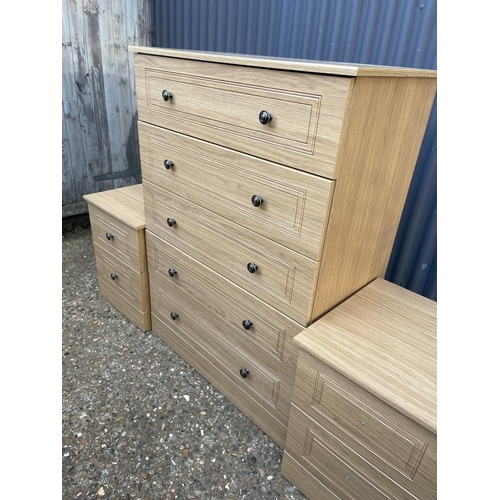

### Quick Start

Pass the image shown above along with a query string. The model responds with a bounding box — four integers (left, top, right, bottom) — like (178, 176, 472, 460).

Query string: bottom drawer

(282, 405, 412, 500)
(95, 244, 151, 331)
(151, 312, 289, 448)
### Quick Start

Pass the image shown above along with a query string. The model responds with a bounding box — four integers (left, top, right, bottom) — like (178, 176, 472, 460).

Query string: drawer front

(134, 54, 352, 179)
(144, 181, 319, 325)
(146, 230, 301, 379)
(151, 312, 288, 448)
(88, 205, 143, 272)
(284, 405, 409, 500)
(139, 122, 334, 260)
(94, 244, 146, 311)
(94, 244, 151, 331)
(292, 351, 437, 498)
(148, 271, 295, 427)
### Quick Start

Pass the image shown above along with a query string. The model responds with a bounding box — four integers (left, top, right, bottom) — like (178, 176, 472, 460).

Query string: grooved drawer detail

(146, 231, 301, 372)
(144, 68, 321, 153)
(301, 427, 392, 500)
(311, 370, 427, 479)
(143, 180, 319, 325)
(90, 208, 140, 271)
(134, 54, 353, 178)
(146, 134, 308, 238)
(150, 189, 297, 302)
(139, 122, 334, 260)
(149, 275, 291, 422)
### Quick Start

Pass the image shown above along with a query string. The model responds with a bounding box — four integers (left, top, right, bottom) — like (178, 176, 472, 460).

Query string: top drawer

(133, 54, 352, 179)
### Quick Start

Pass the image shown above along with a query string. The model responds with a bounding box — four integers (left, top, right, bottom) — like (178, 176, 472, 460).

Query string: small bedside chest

(281, 278, 437, 500)
(83, 184, 151, 332)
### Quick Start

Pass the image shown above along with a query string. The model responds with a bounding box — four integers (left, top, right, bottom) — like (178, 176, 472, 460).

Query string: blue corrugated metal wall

(150, 0, 437, 301)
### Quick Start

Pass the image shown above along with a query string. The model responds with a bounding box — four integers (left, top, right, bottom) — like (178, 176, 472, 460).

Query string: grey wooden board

(62, 0, 152, 214)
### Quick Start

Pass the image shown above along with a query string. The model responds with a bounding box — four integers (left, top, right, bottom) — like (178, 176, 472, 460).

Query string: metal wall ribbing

(151, 0, 437, 300)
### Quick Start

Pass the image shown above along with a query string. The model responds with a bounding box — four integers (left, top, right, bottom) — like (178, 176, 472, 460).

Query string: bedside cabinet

(281, 278, 437, 500)
(84, 184, 151, 332)
(129, 46, 436, 447)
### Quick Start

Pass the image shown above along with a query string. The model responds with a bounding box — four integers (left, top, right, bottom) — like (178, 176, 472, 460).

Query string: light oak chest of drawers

(281, 278, 437, 499)
(84, 184, 151, 332)
(130, 46, 437, 447)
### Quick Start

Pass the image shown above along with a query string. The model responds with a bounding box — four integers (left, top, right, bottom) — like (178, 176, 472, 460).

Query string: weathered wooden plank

(62, 0, 152, 215)
(62, 0, 89, 205)
(97, 0, 126, 189)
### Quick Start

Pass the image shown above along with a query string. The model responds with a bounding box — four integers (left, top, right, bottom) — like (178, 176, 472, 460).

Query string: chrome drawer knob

(110, 273, 118, 280)
(167, 218, 176, 227)
(240, 368, 249, 378)
(242, 320, 253, 330)
(168, 268, 177, 277)
(170, 312, 179, 320)
(251, 195, 264, 207)
(106, 232, 114, 240)
(164, 159, 174, 169)
(162, 90, 173, 101)
(259, 110, 272, 125)
(247, 263, 258, 274)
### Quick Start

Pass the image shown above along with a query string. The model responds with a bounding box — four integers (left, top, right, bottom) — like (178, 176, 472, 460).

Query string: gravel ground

(62, 227, 307, 500)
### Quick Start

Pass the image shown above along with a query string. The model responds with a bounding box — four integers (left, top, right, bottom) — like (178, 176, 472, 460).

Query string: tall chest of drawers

(129, 46, 437, 448)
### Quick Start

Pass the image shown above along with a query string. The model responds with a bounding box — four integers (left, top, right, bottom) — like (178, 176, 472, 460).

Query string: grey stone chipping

(62, 227, 306, 500)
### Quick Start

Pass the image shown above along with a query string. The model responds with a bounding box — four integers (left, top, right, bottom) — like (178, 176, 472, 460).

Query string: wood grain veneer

(146, 230, 302, 380)
(85, 184, 151, 332)
(283, 405, 430, 500)
(311, 76, 438, 320)
(139, 123, 335, 259)
(129, 46, 437, 78)
(143, 180, 321, 325)
(84, 184, 146, 230)
(295, 278, 437, 433)
(94, 244, 151, 332)
(151, 312, 289, 448)
(283, 278, 437, 499)
(134, 53, 353, 178)
(129, 48, 437, 451)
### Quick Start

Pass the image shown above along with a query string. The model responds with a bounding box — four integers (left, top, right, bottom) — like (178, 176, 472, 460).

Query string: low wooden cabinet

(129, 46, 437, 447)
(84, 184, 151, 332)
(281, 278, 437, 499)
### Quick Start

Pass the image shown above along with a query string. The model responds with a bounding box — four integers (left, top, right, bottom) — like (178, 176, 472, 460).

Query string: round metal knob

(167, 218, 176, 227)
(259, 110, 272, 124)
(242, 320, 253, 330)
(110, 273, 118, 280)
(247, 263, 258, 274)
(162, 90, 173, 101)
(240, 369, 249, 378)
(251, 195, 264, 207)
(164, 159, 174, 169)
(106, 232, 114, 240)
(168, 268, 177, 277)
(170, 312, 179, 320)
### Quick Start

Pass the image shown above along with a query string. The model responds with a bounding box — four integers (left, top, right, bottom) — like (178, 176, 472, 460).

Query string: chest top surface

(83, 184, 146, 230)
(128, 46, 437, 78)
(294, 278, 437, 433)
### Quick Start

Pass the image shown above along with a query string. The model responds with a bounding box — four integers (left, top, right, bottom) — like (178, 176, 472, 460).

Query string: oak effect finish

(130, 47, 436, 445)
(282, 278, 437, 500)
(84, 184, 151, 332)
